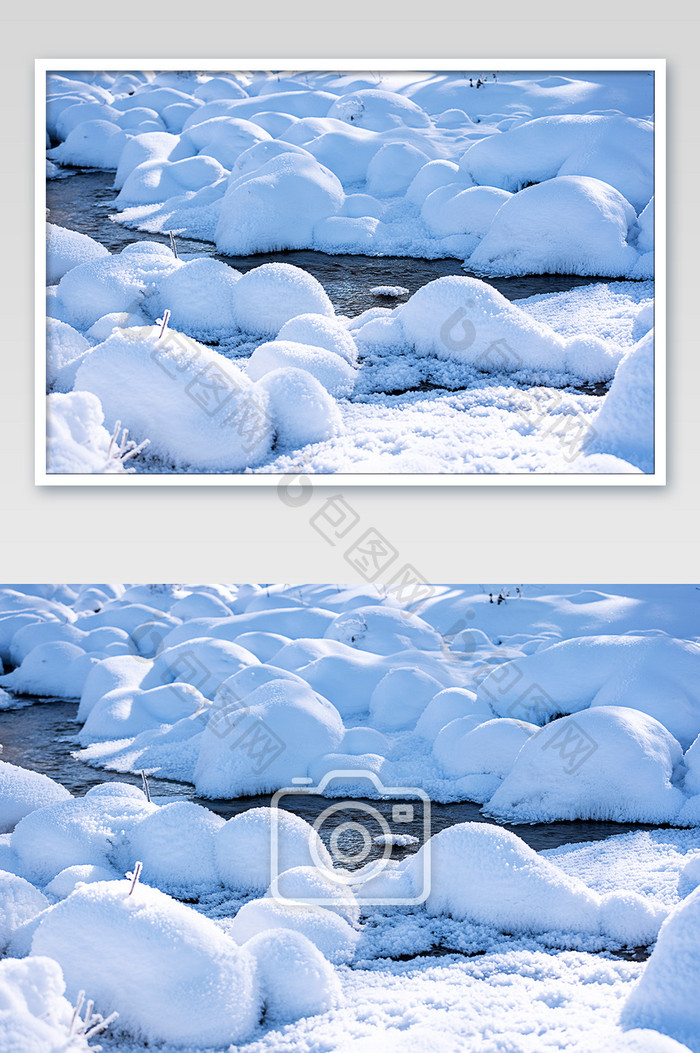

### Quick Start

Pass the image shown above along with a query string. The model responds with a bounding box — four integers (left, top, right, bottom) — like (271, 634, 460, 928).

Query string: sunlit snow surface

(1, 585, 699, 1051)
(45, 69, 656, 476)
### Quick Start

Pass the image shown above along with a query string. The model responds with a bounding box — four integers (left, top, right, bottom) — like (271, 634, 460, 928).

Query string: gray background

(3, 2, 696, 583)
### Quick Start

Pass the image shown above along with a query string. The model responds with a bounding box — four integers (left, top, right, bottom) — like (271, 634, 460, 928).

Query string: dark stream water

(0, 700, 657, 870)
(47, 168, 622, 317)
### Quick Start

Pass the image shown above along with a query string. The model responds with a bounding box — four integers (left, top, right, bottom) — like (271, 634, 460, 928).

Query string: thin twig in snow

(127, 860, 143, 895)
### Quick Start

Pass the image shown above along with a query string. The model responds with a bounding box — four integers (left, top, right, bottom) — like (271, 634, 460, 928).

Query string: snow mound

(148, 257, 241, 342)
(230, 262, 334, 336)
(46, 223, 109, 284)
(216, 153, 345, 254)
(78, 655, 148, 722)
(140, 636, 259, 693)
(599, 889, 667, 946)
(324, 605, 443, 655)
(176, 115, 270, 169)
(468, 176, 639, 278)
(406, 159, 465, 206)
(12, 794, 155, 885)
(127, 801, 224, 895)
(231, 139, 313, 179)
(0, 872, 49, 951)
(486, 707, 686, 824)
(268, 865, 360, 925)
(461, 114, 654, 212)
(75, 326, 273, 471)
(0, 641, 94, 698)
(415, 687, 490, 741)
(254, 368, 342, 448)
(476, 634, 700, 748)
(587, 329, 655, 473)
(327, 89, 431, 132)
(678, 855, 700, 898)
(194, 678, 344, 796)
(80, 681, 207, 742)
(32, 879, 260, 1047)
(245, 928, 342, 1021)
(47, 119, 129, 169)
(0, 762, 72, 834)
(421, 185, 511, 238)
(247, 340, 356, 397)
(367, 142, 431, 197)
(397, 275, 566, 371)
(340, 726, 390, 756)
(277, 313, 358, 365)
(230, 897, 358, 964)
(85, 309, 151, 342)
(369, 667, 443, 730)
(115, 154, 225, 207)
(46, 318, 91, 393)
(215, 807, 333, 892)
(48, 388, 141, 470)
(0, 955, 99, 1053)
(622, 886, 700, 1052)
(408, 821, 602, 935)
(434, 717, 536, 779)
(44, 863, 118, 900)
(113, 130, 180, 189)
(55, 243, 180, 330)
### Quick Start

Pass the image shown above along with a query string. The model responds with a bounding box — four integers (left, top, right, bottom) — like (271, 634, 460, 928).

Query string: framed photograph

(38, 59, 664, 484)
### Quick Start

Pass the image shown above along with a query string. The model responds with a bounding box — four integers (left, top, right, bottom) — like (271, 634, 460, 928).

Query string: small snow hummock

(0, 760, 72, 833)
(0, 955, 115, 1052)
(0, 871, 50, 952)
(486, 707, 686, 825)
(32, 878, 261, 1047)
(245, 928, 342, 1021)
(370, 285, 409, 298)
(74, 325, 273, 471)
(374, 833, 420, 847)
(194, 679, 344, 797)
(46, 392, 149, 474)
(229, 897, 359, 964)
(214, 807, 333, 892)
(622, 886, 700, 1052)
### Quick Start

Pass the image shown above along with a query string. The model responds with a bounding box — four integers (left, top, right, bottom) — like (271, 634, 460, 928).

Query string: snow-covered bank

(44, 228, 655, 474)
(1, 584, 698, 820)
(46, 70, 654, 279)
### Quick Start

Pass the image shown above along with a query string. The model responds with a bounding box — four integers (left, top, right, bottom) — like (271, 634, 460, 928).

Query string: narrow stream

(0, 700, 658, 869)
(46, 168, 625, 317)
